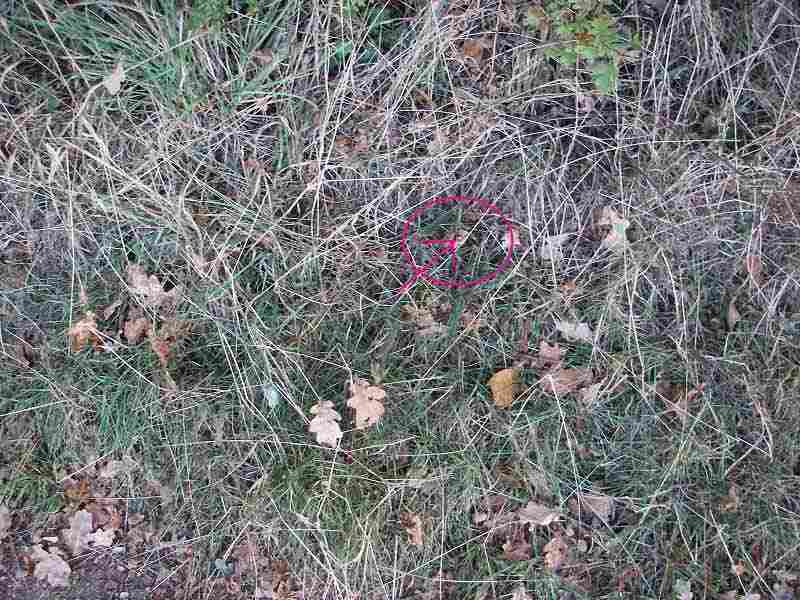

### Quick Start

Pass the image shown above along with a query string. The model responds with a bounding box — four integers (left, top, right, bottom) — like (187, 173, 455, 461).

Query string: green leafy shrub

(526, 0, 637, 94)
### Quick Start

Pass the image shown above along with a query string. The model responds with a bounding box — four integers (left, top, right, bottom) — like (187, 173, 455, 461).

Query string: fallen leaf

(0, 505, 11, 540)
(501, 533, 532, 561)
(543, 535, 569, 571)
(99, 454, 138, 478)
(727, 299, 741, 330)
(744, 254, 764, 286)
(30, 545, 71, 588)
(346, 378, 386, 429)
(596, 206, 630, 253)
(555, 320, 593, 343)
(123, 317, 150, 343)
(308, 401, 343, 447)
(67, 312, 99, 352)
(399, 512, 424, 546)
(517, 501, 562, 528)
(126, 264, 182, 311)
(540, 233, 571, 262)
(61, 510, 93, 555)
(512, 586, 534, 600)
(540, 367, 593, 396)
(102, 62, 125, 95)
(488, 368, 519, 408)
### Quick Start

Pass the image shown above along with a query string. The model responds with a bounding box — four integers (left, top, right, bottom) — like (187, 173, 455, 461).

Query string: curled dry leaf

(346, 378, 386, 429)
(399, 511, 424, 546)
(540, 233, 571, 262)
(540, 367, 593, 396)
(67, 312, 100, 352)
(574, 493, 615, 523)
(61, 510, 93, 556)
(488, 368, 519, 408)
(517, 501, 562, 528)
(308, 401, 343, 448)
(30, 545, 71, 588)
(555, 320, 593, 343)
(0, 504, 10, 540)
(543, 534, 569, 572)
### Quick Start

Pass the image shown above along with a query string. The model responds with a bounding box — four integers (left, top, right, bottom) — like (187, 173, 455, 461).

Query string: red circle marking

(400, 195, 515, 289)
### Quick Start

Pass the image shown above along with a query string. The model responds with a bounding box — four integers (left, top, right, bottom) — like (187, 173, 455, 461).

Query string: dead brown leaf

(399, 511, 424, 546)
(401, 305, 447, 337)
(346, 378, 386, 429)
(308, 401, 343, 448)
(30, 545, 71, 588)
(517, 501, 562, 528)
(488, 368, 519, 408)
(540, 367, 593, 396)
(63, 478, 90, 505)
(67, 312, 100, 352)
(543, 535, 569, 572)
(720, 484, 740, 512)
(573, 493, 615, 523)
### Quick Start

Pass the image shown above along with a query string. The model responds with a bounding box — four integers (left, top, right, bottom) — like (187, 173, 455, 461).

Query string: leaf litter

(488, 368, 519, 408)
(346, 378, 386, 429)
(308, 401, 343, 448)
(30, 545, 71, 587)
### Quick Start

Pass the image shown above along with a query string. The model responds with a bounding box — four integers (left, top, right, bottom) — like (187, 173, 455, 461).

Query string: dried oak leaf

(488, 368, 519, 408)
(399, 511, 424, 546)
(555, 320, 593, 343)
(517, 501, 562, 528)
(543, 535, 569, 572)
(67, 312, 100, 352)
(346, 378, 386, 429)
(308, 401, 343, 448)
(402, 305, 447, 337)
(30, 545, 71, 588)
(540, 367, 593, 396)
(61, 510, 93, 556)
(126, 264, 182, 311)
(572, 493, 615, 523)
